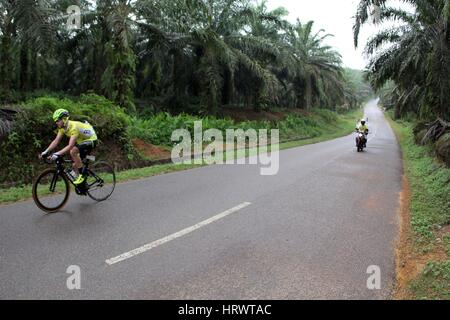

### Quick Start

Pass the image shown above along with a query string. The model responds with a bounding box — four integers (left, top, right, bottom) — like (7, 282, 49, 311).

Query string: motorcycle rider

(356, 119, 369, 148)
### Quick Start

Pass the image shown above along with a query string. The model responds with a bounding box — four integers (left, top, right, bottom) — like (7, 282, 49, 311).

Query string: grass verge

(387, 115, 450, 300)
(0, 109, 361, 205)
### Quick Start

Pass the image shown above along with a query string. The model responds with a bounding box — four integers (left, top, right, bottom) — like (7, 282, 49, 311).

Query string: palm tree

(280, 20, 345, 110)
(135, 0, 281, 114)
(0, 0, 56, 93)
(0, 0, 364, 115)
(59, 0, 137, 112)
(0, 0, 15, 93)
(99, 0, 137, 112)
(354, 0, 450, 119)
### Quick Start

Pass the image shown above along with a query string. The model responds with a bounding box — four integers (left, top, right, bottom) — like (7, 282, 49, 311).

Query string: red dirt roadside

(132, 139, 171, 160)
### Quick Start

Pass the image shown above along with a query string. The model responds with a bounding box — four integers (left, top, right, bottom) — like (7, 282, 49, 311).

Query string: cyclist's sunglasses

(54, 117, 65, 126)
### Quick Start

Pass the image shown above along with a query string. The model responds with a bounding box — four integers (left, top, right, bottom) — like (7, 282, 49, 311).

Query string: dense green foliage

(343, 68, 373, 110)
(412, 260, 450, 300)
(129, 108, 345, 147)
(389, 116, 450, 300)
(0, 94, 132, 184)
(0, 0, 371, 114)
(397, 122, 450, 240)
(354, 0, 450, 120)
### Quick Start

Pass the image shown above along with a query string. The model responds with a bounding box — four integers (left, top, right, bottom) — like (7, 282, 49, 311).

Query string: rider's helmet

(361, 119, 366, 125)
(53, 109, 70, 123)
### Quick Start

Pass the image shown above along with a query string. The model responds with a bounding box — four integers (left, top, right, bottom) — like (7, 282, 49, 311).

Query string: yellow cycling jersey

(356, 124, 369, 132)
(57, 120, 97, 144)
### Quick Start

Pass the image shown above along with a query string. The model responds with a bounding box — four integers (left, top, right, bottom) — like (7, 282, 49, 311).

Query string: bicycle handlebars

(40, 155, 73, 165)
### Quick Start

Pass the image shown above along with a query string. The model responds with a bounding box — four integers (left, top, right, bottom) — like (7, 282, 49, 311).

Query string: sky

(266, 0, 380, 70)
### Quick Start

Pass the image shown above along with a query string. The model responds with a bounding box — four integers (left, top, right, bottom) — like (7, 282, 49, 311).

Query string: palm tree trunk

(0, 14, 14, 92)
(394, 103, 401, 120)
(0, 30, 12, 91)
(30, 51, 38, 90)
(253, 91, 261, 112)
(19, 46, 29, 91)
(438, 17, 450, 120)
(305, 77, 312, 110)
(222, 69, 233, 106)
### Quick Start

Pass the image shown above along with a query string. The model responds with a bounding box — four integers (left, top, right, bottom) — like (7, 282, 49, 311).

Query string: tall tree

(354, 0, 450, 119)
(100, 0, 136, 112)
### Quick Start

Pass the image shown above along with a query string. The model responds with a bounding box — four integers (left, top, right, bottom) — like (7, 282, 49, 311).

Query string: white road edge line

(105, 202, 252, 266)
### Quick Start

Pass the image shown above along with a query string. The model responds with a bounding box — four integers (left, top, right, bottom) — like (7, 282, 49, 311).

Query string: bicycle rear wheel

(86, 161, 116, 202)
(32, 169, 70, 213)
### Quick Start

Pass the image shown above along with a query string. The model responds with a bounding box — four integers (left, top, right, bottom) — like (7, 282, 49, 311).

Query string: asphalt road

(0, 100, 403, 299)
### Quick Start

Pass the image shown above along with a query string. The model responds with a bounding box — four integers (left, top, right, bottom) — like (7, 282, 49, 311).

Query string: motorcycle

(356, 130, 368, 152)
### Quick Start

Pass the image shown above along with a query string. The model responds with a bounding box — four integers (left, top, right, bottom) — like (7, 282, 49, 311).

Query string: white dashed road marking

(106, 202, 252, 265)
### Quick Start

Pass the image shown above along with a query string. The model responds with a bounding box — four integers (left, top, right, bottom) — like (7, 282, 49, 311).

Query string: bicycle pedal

(75, 187, 87, 196)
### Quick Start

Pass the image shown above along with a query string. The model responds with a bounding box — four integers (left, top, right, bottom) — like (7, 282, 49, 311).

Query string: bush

(22, 94, 131, 143)
(436, 133, 450, 166)
(277, 114, 324, 140)
(0, 94, 132, 184)
(129, 113, 241, 146)
(313, 108, 338, 122)
(128, 110, 340, 146)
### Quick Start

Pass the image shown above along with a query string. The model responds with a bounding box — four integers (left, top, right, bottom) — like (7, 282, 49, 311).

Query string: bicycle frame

(47, 156, 94, 190)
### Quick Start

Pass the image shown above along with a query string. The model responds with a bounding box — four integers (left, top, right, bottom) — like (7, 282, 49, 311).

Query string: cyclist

(39, 109, 98, 187)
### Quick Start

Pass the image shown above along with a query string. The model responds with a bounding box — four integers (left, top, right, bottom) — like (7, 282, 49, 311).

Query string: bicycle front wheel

(32, 169, 70, 213)
(86, 161, 116, 202)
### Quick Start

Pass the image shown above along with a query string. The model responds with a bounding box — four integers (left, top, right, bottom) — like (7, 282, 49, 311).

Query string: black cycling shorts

(76, 140, 97, 159)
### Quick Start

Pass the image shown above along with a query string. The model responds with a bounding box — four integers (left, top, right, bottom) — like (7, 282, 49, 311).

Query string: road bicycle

(32, 155, 116, 213)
